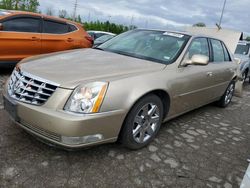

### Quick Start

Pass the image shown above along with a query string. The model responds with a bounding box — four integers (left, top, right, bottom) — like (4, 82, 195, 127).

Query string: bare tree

(46, 7, 54, 16)
(58, 9, 68, 18)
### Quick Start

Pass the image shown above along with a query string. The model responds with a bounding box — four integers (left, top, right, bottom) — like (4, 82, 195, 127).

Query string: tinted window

(211, 39, 224, 62)
(43, 20, 68, 34)
(3, 17, 40, 33)
(222, 43, 231, 61)
(187, 38, 209, 59)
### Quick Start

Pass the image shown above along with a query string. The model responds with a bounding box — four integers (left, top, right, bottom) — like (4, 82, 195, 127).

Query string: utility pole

(73, 0, 78, 21)
(216, 0, 227, 30)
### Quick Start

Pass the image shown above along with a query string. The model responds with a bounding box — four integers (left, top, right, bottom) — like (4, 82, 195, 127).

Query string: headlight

(64, 82, 108, 114)
(234, 58, 241, 64)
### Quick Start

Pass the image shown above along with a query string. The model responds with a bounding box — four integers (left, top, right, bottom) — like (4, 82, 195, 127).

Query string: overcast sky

(39, 0, 250, 35)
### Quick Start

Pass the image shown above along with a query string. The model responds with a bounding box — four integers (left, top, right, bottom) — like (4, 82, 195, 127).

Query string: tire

(242, 71, 248, 82)
(120, 94, 164, 150)
(216, 81, 235, 108)
(248, 72, 250, 84)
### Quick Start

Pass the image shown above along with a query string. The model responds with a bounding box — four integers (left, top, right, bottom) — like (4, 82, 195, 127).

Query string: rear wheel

(216, 81, 235, 108)
(120, 95, 164, 150)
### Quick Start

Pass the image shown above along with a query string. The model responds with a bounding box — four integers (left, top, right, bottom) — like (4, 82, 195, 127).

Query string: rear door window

(2, 17, 40, 33)
(211, 39, 225, 62)
(43, 20, 69, 34)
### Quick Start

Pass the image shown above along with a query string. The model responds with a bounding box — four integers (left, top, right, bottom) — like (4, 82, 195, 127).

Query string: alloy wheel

(224, 83, 235, 105)
(132, 103, 160, 143)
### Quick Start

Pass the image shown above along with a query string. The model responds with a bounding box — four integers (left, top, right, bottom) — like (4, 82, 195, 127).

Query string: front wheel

(120, 94, 164, 150)
(242, 71, 248, 82)
(216, 81, 235, 108)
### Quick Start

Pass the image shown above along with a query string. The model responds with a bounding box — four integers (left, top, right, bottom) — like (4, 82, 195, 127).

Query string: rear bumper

(3, 93, 126, 149)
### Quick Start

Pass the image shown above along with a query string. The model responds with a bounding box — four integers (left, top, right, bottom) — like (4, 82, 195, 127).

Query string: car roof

(0, 9, 80, 25)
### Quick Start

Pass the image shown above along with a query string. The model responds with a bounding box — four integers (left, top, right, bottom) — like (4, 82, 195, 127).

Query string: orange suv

(0, 10, 93, 67)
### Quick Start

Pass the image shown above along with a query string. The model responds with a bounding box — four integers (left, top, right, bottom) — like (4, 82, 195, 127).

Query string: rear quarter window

(68, 24, 77, 32)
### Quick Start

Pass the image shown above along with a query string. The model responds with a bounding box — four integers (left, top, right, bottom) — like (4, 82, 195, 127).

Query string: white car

(235, 41, 250, 82)
(87, 30, 116, 40)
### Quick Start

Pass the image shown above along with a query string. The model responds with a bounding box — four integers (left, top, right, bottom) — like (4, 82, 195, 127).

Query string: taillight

(85, 35, 94, 45)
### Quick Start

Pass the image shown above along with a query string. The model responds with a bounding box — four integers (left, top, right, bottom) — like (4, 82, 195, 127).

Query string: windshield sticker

(163, 32, 184, 38)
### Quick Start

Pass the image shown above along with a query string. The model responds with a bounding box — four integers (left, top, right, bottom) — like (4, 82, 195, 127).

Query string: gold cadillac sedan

(3, 29, 238, 149)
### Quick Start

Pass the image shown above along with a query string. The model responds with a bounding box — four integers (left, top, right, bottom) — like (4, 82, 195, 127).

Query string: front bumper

(3, 93, 125, 149)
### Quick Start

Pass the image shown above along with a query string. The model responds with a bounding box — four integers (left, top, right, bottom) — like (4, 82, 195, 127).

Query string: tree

(193, 22, 206, 27)
(76, 15, 82, 23)
(246, 36, 250, 41)
(0, 0, 40, 12)
(0, 0, 14, 9)
(46, 7, 54, 16)
(22, 0, 39, 12)
(83, 20, 130, 34)
(58, 9, 67, 18)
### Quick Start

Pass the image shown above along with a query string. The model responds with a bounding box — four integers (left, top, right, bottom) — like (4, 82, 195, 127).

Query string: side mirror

(0, 23, 3, 31)
(183, 54, 209, 66)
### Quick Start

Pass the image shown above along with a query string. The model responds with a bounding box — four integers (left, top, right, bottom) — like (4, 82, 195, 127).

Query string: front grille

(8, 69, 59, 105)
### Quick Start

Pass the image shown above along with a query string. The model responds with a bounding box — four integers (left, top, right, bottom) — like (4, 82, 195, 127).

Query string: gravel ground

(1, 69, 250, 188)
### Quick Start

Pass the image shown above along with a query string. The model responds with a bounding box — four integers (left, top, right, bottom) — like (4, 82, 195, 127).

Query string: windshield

(98, 30, 190, 64)
(235, 44, 250, 55)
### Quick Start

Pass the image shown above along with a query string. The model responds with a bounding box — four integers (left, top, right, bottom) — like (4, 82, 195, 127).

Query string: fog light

(61, 134, 104, 145)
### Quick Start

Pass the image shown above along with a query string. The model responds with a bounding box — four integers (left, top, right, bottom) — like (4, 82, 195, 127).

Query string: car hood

(20, 49, 166, 89)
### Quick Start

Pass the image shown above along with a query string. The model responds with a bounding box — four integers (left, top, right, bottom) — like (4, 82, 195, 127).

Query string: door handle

(227, 68, 234, 72)
(207, 72, 213, 77)
(31, 36, 39, 41)
(67, 38, 74, 42)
